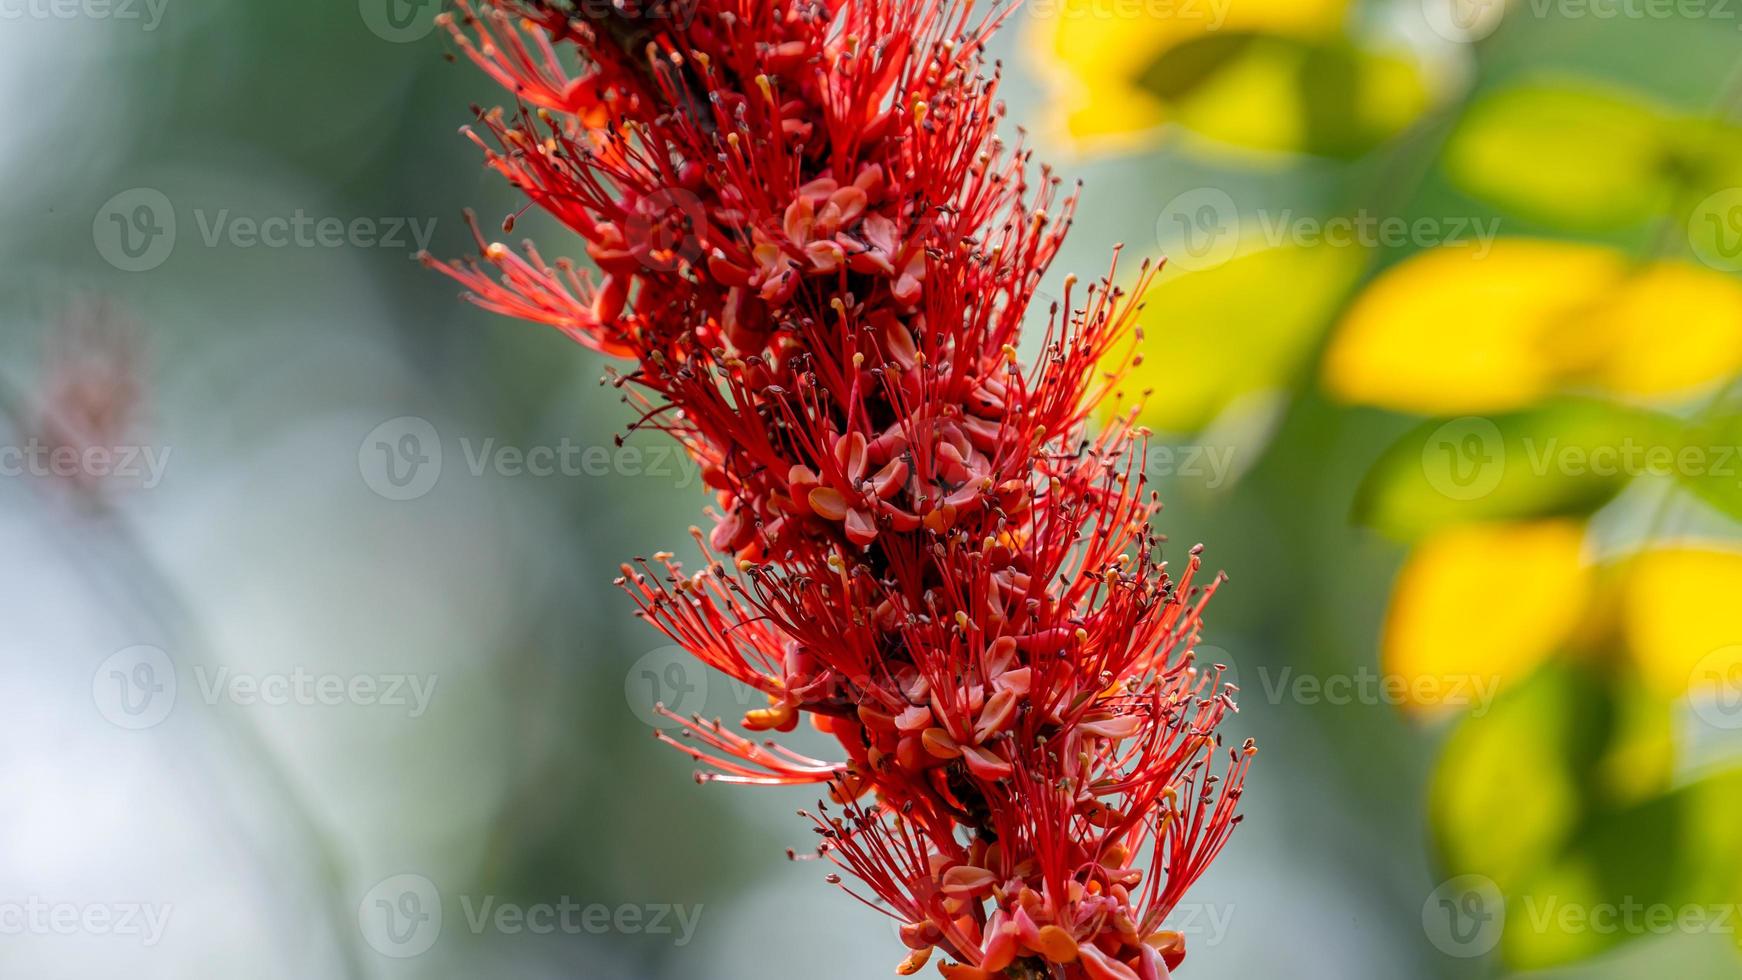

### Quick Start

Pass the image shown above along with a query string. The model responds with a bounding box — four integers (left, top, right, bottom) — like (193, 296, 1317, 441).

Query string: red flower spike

(432, 1, 1252, 976)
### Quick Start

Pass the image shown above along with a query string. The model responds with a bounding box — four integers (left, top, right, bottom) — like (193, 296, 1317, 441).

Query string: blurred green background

(3, 0, 1741, 977)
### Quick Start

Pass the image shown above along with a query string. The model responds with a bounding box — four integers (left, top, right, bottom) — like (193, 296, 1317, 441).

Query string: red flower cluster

(429, 2, 1251, 976)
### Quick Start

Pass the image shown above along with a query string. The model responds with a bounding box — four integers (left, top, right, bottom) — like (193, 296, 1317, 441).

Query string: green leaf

(1431, 661, 1683, 968)
(1118, 238, 1366, 434)
(1428, 649, 1740, 971)
(1431, 661, 1674, 888)
(1137, 32, 1257, 103)
(1445, 80, 1675, 231)
(1431, 663, 1592, 892)
(1352, 398, 1677, 539)
(1501, 794, 1680, 969)
(1674, 769, 1742, 902)
(1666, 117, 1742, 203)
(1295, 40, 1421, 160)
(1502, 769, 1742, 970)
(1676, 413, 1742, 522)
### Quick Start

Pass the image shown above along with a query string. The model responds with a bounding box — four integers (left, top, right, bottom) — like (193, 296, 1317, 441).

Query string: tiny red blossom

(429, 2, 1252, 976)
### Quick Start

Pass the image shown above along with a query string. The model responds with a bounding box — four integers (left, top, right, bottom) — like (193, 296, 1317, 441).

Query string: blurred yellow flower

(1621, 545, 1742, 698)
(1383, 520, 1591, 717)
(1323, 240, 1742, 413)
(1026, 0, 1436, 157)
(1579, 262, 1742, 398)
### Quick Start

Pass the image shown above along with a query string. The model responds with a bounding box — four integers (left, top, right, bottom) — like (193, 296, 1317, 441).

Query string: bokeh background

(3, 0, 1741, 977)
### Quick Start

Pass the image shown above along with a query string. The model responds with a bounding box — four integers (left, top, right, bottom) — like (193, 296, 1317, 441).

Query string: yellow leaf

(1193, 0, 1349, 34)
(1384, 521, 1591, 717)
(1114, 237, 1366, 432)
(1621, 546, 1742, 698)
(1357, 50, 1436, 141)
(1324, 240, 1626, 414)
(1168, 37, 1310, 155)
(1027, 0, 1368, 154)
(1325, 241, 1742, 413)
(1160, 38, 1434, 159)
(1578, 262, 1742, 399)
(1033, 6, 1180, 147)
